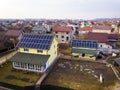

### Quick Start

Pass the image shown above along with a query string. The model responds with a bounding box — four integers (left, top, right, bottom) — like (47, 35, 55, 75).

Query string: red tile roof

(79, 26, 92, 31)
(5, 30, 22, 37)
(92, 25, 112, 30)
(87, 32, 108, 43)
(108, 34, 119, 39)
(52, 25, 72, 32)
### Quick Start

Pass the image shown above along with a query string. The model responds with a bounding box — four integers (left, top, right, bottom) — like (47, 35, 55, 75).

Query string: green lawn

(0, 62, 41, 87)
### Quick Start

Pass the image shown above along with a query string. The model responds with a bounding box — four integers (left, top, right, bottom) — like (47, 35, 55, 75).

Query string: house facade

(10, 34, 58, 73)
(92, 25, 112, 34)
(78, 26, 92, 34)
(71, 40, 98, 60)
(32, 26, 46, 34)
(87, 32, 113, 54)
(52, 25, 73, 43)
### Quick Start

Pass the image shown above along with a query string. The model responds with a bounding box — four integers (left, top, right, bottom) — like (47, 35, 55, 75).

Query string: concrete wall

(92, 29, 111, 34)
(0, 51, 17, 65)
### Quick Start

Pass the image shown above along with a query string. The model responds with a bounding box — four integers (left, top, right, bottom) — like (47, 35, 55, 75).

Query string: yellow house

(10, 33, 58, 73)
(71, 40, 98, 60)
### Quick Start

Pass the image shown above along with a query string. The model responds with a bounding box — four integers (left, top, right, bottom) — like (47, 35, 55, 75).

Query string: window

(37, 49, 43, 53)
(21, 63, 27, 69)
(14, 62, 20, 67)
(61, 36, 64, 38)
(66, 32, 69, 34)
(56, 35, 58, 38)
(24, 48, 29, 52)
(66, 37, 69, 41)
(82, 53, 85, 57)
(28, 64, 34, 69)
(55, 51, 56, 54)
(36, 65, 41, 70)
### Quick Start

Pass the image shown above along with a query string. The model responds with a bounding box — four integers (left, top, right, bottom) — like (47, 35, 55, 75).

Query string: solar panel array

(17, 34, 53, 50)
(71, 40, 98, 48)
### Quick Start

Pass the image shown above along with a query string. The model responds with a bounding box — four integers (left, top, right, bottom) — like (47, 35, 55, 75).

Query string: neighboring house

(52, 25, 73, 43)
(87, 32, 112, 54)
(67, 23, 79, 33)
(80, 21, 89, 28)
(42, 23, 52, 33)
(92, 25, 112, 34)
(10, 34, 58, 73)
(32, 26, 46, 34)
(108, 34, 119, 48)
(5, 30, 23, 41)
(78, 26, 92, 34)
(71, 39, 98, 60)
(5, 30, 23, 47)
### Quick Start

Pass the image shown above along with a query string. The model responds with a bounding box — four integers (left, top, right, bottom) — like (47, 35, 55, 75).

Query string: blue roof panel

(71, 40, 98, 49)
(17, 34, 54, 50)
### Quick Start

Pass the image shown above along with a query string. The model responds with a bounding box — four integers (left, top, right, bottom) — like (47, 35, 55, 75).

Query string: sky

(0, 0, 120, 19)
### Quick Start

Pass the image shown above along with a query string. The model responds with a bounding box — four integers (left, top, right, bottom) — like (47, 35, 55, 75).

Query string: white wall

(55, 31, 73, 43)
(92, 29, 111, 34)
(98, 43, 113, 53)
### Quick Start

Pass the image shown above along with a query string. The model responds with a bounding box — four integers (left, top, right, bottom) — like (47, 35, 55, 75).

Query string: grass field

(43, 59, 118, 90)
(0, 62, 41, 87)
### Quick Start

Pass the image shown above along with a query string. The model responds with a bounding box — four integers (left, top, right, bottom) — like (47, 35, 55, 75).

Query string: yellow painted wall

(18, 36, 58, 67)
(47, 37, 58, 65)
(72, 47, 97, 50)
(19, 48, 48, 55)
(72, 53, 96, 60)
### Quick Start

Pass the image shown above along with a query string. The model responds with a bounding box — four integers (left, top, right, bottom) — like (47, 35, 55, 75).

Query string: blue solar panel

(71, 40, 98, 49)
(17, 34, 53, 50)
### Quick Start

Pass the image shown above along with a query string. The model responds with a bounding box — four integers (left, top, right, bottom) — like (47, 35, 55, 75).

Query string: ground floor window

(28, 64, 34, 69)
(13, 62, 46, 72)
(82, 53, 85, 57)
(36, 65, 41, 70)
(21, 63, 27, 69)
(14, 62, 21, 67)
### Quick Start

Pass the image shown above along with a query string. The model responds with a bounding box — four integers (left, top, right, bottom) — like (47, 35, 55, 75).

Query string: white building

(87, 32, 113, 54)
(92, 25, 112, 34)
(52, 25, 73, 43)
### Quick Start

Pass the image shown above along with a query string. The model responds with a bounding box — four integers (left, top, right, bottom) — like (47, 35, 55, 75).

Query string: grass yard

(0, 62, 41, 87)
(43, 59, 117, 90)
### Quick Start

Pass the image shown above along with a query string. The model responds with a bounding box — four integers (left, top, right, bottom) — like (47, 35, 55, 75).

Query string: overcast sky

(0, 0, 120, 19)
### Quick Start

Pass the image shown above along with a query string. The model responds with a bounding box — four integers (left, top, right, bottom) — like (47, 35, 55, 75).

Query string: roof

(5, 30, 22, 37)
(114, 58, 120, 66)
(108, 34, 119, 39)
(17, 33, 54, 50)
(87, 32, 108, 43)
(79, 26, 92, 31)
(72, 48, 97, 55)
(52, 25, 72, 32)
(32, 26, 46, 31)
(92, 25, 112, 30)
(9, 52, 50, 65)
(71, 39, 98, 49)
